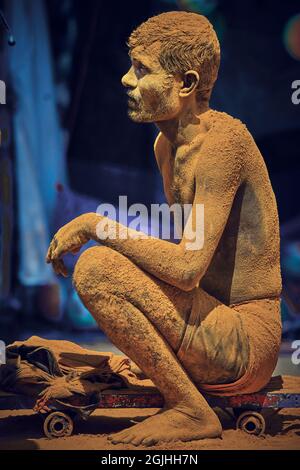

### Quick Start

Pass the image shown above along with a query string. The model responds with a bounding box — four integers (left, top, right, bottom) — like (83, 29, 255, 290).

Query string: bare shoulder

(203, 110, 253, 152)
(196, 110, 257, 180)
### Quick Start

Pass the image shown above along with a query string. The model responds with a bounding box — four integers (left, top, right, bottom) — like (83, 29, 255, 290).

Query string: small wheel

(43, 411, 74, 439)
(236, 411, 266, 436)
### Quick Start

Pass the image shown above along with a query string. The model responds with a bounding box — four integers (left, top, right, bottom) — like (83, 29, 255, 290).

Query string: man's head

(121, 11, 220, 123)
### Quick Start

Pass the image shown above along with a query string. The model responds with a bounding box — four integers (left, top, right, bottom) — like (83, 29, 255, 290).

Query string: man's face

(121, 43, 183, 123)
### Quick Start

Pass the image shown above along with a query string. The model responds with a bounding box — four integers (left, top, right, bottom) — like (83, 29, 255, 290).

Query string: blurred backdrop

(0, 0, 300, 371)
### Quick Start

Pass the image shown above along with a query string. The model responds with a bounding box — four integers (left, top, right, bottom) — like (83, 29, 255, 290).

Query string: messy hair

(128, 11, 220, 101)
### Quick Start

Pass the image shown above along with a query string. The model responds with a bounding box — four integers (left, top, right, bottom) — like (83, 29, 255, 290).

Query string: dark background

(0, 0, 300, 341)
(46, 0, 300, 220)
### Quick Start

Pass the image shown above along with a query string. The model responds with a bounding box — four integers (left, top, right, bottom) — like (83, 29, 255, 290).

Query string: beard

(127, 94, 178, 123)
(127, 106, 156, 123)
(126, 95, 155, 122)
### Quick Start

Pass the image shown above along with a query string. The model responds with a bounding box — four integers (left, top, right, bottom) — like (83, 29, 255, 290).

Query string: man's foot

(107, 406, 222, 446)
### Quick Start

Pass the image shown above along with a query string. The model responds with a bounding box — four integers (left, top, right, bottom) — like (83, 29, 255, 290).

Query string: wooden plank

(0, 375, 300, 411)
(96, 376, 300, 409)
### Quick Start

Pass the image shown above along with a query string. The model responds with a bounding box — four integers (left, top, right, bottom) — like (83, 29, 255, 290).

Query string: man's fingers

(52, 260, 61, 276)
(46, 246, 52, 263)
(52, 246, 66, 260)
(56, 259, 68, 277)
(52, 258, 68, 277)
(46, 241, 54, 263)
(46, 234, 61, 262)
(58, 258, 68, 277)
(46, 236, 58, 262)
(46, 231, 81, 265)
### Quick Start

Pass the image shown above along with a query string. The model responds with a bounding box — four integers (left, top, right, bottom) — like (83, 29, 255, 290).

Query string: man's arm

(88, 129, 243, 291)
(47, 127, 243, 290)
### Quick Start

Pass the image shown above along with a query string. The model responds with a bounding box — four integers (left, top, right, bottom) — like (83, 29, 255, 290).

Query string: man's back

(200, 111, 282, 305)
(155, 110, 282, 305)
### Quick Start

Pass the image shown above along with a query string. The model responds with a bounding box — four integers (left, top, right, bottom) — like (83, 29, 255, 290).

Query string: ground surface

(0, 407, 299, 450)
(0, 330, 299, 451)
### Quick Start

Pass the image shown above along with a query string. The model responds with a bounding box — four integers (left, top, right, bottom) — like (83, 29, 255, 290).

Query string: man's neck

(155, 100, 210, 151)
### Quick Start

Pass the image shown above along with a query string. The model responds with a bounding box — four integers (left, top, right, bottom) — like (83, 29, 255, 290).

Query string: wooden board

(1, 375, 300, 411)
(96, 375, 300, 410)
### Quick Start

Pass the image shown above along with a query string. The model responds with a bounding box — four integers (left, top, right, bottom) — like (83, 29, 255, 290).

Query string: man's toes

(110, 437, 124, 444)
(110, 437, 122, 444)
(108, 432, 123, 441)
(141, 437, 156, 447)
(109, 430, 132, 444)
(131, 435, 144, 446)
(121, 434, 138, 445)
(108, 432, 125, 442)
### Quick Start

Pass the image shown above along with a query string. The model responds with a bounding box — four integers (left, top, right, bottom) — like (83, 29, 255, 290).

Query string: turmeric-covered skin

(46, 12, 282, 446)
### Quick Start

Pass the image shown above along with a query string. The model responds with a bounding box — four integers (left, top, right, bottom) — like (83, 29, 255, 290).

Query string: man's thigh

(85, 246, 195, 352)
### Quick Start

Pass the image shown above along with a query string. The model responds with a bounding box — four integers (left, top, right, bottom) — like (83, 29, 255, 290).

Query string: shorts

(177, 287, 282, 395)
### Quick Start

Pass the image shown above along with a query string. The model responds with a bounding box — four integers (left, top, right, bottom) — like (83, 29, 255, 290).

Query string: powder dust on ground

(0, 407, 299, 450)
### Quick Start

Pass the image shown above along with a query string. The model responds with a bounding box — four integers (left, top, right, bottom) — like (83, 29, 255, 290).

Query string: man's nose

(121, 67, 137, 88)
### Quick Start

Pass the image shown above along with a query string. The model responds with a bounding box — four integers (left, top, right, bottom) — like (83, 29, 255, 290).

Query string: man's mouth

(127, 96, 138, 109)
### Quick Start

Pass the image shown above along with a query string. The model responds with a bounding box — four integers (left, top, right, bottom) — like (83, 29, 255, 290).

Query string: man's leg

(73, 246, 222, 445)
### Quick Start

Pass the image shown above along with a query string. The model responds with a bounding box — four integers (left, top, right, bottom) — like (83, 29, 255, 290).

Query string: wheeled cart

(1, 375, 299, 439)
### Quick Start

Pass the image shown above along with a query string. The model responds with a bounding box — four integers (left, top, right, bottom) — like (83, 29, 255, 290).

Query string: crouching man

(47, 12, 282, 446)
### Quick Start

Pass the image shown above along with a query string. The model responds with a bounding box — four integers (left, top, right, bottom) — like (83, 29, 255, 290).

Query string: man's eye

(134, 65, 148, 78)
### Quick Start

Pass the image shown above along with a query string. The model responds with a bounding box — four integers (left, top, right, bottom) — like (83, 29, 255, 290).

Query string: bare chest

(162, 147, 199, 206)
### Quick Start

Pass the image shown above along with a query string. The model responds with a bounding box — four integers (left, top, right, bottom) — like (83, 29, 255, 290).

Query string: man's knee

(73, 246, 128, 327)
(73, 246, 115, 295)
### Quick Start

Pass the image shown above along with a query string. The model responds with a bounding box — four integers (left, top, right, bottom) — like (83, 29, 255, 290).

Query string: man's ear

(179, 70, 200, 98)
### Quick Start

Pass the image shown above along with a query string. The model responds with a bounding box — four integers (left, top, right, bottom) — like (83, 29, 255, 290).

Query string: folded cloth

(0, 336, 154, 413)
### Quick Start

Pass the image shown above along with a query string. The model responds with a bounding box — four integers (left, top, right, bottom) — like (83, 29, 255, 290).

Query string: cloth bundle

(0, 336, 154, 414)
